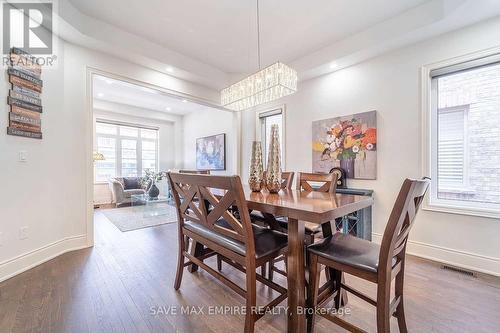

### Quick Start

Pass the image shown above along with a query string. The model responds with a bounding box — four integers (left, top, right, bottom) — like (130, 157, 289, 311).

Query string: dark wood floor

(1, 211, 499, 333)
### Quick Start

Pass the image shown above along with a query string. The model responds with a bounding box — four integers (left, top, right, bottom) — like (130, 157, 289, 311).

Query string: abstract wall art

(196, 133, 226, 170)
(312, 111, 377, 179)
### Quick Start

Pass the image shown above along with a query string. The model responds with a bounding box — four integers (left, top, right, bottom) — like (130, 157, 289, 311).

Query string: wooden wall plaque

(9, 112, 41, 126)
(7, 127, 42, 139)
(11, 105, 41, 119)
(8, 97, 42, 113)
(9, 90, 42, 106)
(6, 48, 43, 139)
(9, 75, 42, 93)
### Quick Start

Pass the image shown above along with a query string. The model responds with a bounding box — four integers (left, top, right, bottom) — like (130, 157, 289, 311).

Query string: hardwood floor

(1, 211, 499, 333)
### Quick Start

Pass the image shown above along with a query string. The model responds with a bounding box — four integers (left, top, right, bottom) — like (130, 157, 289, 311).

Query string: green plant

(142, 169, 167, 187)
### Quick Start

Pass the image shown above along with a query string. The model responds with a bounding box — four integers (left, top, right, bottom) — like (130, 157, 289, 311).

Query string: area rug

(101, 204, 178, 232)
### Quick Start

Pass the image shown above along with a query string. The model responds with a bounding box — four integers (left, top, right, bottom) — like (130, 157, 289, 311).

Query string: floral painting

(312, 111, 377, 179)
(196, 133, 226, 170)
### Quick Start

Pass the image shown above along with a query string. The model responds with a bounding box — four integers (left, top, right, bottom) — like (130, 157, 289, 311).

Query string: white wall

(0, 38, 220, 282)
(182, 108, 239, 175)
(241, 17, 500, 276)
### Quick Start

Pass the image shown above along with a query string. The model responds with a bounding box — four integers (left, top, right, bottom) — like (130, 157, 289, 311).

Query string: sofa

(109, 177, 146, 207)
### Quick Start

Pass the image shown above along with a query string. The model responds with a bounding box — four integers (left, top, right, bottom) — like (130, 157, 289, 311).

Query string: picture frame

(196, 133, 226, 171)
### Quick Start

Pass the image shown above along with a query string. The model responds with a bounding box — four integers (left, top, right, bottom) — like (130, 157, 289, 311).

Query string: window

(426, 53, 500, 216)
(259, 108, 284, 168)
(95, 121, 158, 182)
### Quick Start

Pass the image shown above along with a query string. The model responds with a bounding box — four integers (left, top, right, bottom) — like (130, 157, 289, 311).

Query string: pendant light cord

(256, 0, 261, 70)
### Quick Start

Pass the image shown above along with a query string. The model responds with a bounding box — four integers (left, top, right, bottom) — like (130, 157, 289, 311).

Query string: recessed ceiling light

(166, 107, 171, 111)
(329, 62, 338, 69)
(182, 99, 188, 103)
(166, 66, 174, 73)
(97, 93, 104, 98)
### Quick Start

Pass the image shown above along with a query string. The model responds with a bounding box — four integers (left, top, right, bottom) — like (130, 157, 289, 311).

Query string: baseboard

(372, 233, 500, 277)
(0, 235, 89, 283)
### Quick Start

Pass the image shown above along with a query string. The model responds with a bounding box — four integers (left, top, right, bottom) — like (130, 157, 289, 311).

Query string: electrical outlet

(19, 227, 28, 240)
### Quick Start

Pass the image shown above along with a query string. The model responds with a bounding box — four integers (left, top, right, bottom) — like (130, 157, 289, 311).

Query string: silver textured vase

(266, 124, 282, 193)
(248, 141, 264, 192)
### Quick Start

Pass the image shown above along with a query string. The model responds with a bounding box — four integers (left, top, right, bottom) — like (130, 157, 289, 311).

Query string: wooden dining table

(192, 185, 374, 333)
(243, 187, 373, 332)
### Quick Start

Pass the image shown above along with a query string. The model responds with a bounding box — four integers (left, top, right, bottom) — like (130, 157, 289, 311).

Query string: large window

(427, 53, 500, 216)
(95, 121, 159, 182)
(259, 108, 284, 168)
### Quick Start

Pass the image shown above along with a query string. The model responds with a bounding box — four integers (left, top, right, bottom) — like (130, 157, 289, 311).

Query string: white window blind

(437, 107, 467, 190)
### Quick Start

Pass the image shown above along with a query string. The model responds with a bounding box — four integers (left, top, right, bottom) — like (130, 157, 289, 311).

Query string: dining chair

(307, 178, 430, 333)
(251, 171, 295, 224)
(168, 172, 288, 333)
(176, 169, 211, 271)
(262, 170, 295, 189)
(178, 169, 211, 174)
(268, 172, 337, 281)
(218, 171, 295, 275)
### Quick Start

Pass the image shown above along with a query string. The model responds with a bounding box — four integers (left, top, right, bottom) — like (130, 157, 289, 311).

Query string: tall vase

(266, 124, 282, 193)
(248, 141, 264, 192)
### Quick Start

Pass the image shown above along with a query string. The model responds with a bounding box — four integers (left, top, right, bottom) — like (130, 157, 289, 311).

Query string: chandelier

(221, 1, 298, 111)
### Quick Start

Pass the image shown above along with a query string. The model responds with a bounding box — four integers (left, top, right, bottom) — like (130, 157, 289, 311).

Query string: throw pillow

(123, 177, 140, 190)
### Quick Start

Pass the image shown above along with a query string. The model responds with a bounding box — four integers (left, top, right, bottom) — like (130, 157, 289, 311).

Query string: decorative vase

(340, 158, 355, 179)
(148, 181, 160, 199)
(248, 141, 264, 192)
(266, 124, 282, 193)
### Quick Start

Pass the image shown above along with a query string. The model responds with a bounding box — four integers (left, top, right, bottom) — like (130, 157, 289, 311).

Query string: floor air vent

(441, 264, 476, 277)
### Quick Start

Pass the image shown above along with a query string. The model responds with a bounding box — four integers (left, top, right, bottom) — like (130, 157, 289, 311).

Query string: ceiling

(92, 75, 218, 116)
(69, 0, 428, 73)
(61, 0, 500, 92)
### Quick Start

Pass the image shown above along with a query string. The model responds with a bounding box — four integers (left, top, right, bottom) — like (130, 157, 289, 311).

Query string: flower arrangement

(141, 169, 167, 187)
(320, 118, 376, 161)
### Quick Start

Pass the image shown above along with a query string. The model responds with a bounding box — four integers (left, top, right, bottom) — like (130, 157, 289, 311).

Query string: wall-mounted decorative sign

(312, 110, 377, 179)
(6, 47, 43, 139)
(196, 133, 226, 170)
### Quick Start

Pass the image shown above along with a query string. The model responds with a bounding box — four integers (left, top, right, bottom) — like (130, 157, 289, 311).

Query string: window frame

(255, 105, 286, 170)
(94, 120, 159, 183)
(422, 48, 500, 219)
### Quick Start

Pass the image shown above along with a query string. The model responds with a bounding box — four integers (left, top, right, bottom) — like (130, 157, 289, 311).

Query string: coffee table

(130, 194, 171, 218)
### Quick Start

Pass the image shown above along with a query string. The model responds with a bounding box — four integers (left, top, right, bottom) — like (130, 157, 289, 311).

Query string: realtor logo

(2, 1, 53, 54)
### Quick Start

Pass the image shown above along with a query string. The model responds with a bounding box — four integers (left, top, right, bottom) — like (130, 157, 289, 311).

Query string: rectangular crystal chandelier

(221, 62, 297, 111)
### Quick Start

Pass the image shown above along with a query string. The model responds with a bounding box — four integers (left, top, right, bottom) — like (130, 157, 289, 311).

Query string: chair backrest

(179, 169, 211, 175)
(281, 172, 295, 189)
(379, 178, 431, 274)
(263, 171, 295, 189)
(168, 172, 255, 249)
(296, 172, 337, 193)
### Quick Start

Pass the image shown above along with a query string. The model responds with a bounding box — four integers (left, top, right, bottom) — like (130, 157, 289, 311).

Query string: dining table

(192, 185, 374, 333)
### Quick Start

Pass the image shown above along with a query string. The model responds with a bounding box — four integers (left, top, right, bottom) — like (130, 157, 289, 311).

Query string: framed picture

(196, 133, 226, 170)
(312, 110, 377, 179)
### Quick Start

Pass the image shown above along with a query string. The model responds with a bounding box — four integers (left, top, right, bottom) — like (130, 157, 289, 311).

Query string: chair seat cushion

(123, 189, 146, 198)
(308, 233, 395, 273)
(249, 211, 266, 221)
(184, 220, 287, 260)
